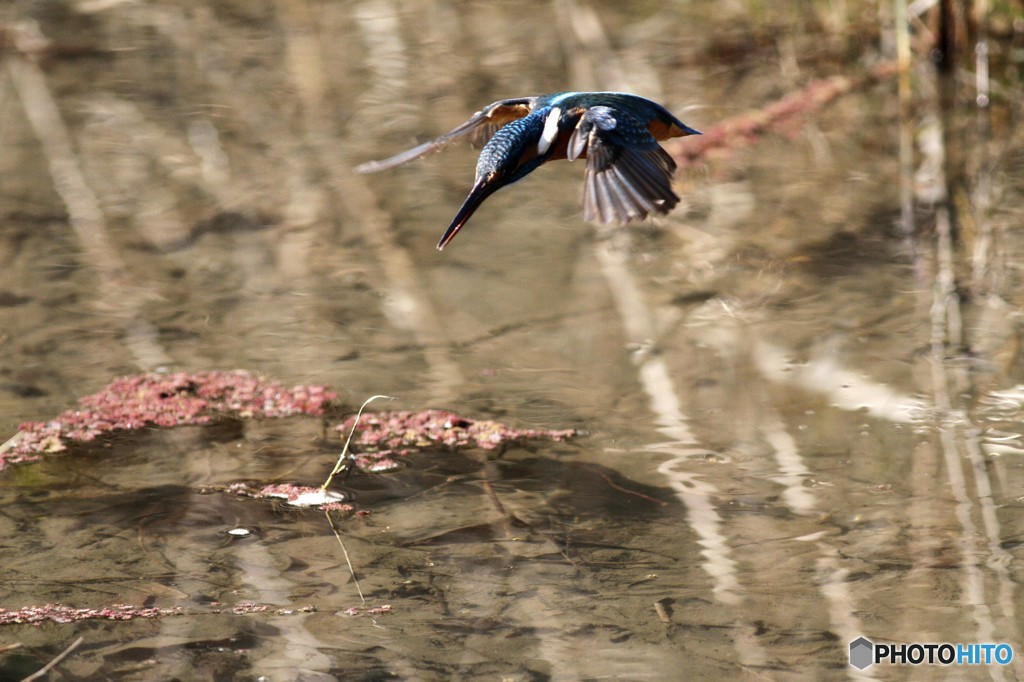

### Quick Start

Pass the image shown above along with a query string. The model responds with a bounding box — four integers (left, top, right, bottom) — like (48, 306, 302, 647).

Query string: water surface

(2, 1, 1024, 679)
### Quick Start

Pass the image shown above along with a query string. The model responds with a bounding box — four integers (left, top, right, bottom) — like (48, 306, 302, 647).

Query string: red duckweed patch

(336, 409, 578, 470)
(224, 482, 355, 511)
(343, 604, 393, 617)
(3, 371, 336, 470)
(0, 602, 319, 627)
(0, 604, 186, 626)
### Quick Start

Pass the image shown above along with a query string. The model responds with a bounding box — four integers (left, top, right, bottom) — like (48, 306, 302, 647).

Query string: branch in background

(671, 61, 899, 169)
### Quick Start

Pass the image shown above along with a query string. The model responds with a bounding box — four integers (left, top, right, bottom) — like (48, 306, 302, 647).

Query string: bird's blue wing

(355, 98, 537, 173)
(568, 105, 680, 224)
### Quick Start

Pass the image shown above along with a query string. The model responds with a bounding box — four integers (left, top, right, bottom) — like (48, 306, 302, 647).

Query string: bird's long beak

(679, 123, 701, 136)
(436, 177, 502, 250)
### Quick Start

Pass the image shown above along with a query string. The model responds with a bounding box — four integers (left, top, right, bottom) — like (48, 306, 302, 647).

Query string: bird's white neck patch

(537, 107, 562, 155)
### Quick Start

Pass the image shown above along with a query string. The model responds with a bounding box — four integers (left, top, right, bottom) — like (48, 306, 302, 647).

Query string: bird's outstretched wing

(354, 98, 537, 174)
(567, 105, 679, 224)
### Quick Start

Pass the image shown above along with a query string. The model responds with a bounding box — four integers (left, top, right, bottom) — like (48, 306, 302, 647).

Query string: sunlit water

(3, 1, 1024, 680)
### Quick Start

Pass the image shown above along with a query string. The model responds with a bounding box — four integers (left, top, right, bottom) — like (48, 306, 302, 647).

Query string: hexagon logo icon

(849, 637, 874, 669)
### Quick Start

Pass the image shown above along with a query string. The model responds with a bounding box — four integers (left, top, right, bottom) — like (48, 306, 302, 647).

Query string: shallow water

(3, 0, 1024, 680)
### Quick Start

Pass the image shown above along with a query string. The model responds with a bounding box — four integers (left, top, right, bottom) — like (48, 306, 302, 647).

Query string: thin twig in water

(326, 509, 364, 605)
(578, 463, 668, 506)
(0, 431, 25, 456)
(21, 636, 84, 682)
(319, 395, 394, 607)
(321, 394, 394, 490)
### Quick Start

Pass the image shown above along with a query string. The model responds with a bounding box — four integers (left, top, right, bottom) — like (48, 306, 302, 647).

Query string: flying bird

(355, 91, 701, 250)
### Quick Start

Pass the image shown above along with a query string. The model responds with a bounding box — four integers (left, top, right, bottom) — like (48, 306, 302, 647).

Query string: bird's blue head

(437, 107, 561, 249)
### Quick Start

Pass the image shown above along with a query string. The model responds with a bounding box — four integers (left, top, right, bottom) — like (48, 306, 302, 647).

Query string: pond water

(3, 0, 1024, 680)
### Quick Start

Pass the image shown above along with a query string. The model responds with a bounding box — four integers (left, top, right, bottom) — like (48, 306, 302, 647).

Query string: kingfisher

(355, 92, 701, 250)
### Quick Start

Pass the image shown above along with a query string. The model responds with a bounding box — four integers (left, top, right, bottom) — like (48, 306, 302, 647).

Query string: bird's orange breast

(543, 133, 586, 163)
(647, 119, 691, 141)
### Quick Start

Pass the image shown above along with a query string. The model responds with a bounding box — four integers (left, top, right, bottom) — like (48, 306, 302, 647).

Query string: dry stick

(895, 0, 917, 240)
(320, 394, 394, 491)
(894, 0, 913, 100)
(477, 455, 514, 538)
(320, 394, 394, 607)
(577, 463, 669, 506)
(21, 636, 85, 682)
(0, 431, 24, 457)
(325, 509, 365, 605)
